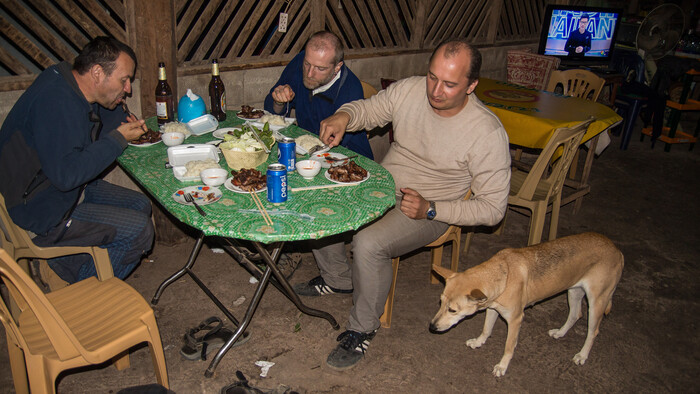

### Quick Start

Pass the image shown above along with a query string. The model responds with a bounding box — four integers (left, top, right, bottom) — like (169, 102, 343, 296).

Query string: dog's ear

(432, 264, 456, 280)
(467, 289, 488, 303)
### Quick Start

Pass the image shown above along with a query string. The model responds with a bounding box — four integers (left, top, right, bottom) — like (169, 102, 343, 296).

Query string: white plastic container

(167, 144, 220, 182)
(186, 114, 219, 135)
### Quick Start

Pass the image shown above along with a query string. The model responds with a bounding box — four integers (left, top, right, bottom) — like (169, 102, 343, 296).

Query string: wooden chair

(508, 118, 594, 246)
(0, 249, 168, 393)
(506, 50, 561, 90)
(380, 190, 472, 328)
(0, 193, 113, 281)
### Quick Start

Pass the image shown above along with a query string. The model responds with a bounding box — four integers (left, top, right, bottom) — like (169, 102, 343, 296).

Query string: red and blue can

(266, 163, 288, 203)
(278, 137, 296, 172)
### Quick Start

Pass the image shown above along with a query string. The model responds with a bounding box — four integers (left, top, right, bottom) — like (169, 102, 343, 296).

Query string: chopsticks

(249, 190, 273, 226)
(291, 183, 356, 192)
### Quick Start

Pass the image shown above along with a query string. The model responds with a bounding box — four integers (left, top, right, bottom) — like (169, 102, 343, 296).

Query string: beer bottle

(209, 59, 227, 121)
(155, 62, 174, 125)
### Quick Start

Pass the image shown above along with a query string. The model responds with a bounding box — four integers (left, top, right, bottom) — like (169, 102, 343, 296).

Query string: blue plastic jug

(178, 89, 206, 123)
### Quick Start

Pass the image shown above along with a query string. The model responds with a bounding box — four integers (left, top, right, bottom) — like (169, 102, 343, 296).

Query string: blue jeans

(33, 180, 154, 283)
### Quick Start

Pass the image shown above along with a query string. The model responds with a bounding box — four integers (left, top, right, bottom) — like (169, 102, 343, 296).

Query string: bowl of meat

(295, 159, 321, 179)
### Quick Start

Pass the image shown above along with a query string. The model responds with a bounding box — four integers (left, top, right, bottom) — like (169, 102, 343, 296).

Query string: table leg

(151, 232, 240, 325)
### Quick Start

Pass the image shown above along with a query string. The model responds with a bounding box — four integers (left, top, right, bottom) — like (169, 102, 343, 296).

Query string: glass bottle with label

(155, 62, 174, 125)
(209, 59, 227, 121)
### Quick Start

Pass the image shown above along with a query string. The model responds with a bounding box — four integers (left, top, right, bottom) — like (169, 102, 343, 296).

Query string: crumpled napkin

(255, 360, 275, 377)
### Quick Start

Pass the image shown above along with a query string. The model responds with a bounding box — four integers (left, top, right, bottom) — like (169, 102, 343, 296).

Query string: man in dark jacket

(565, 14, 592, 57)
(264, 31, 373, 159)
(0, 36, 153, 286)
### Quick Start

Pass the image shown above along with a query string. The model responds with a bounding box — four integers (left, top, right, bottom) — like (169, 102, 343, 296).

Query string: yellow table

(474, 78, 623, 212)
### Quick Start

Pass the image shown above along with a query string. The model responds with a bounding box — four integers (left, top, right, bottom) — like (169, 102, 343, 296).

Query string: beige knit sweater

(339, 76, 511, 226)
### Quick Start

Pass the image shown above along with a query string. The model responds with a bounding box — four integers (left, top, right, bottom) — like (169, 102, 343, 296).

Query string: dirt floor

(1, 121, 699, 393)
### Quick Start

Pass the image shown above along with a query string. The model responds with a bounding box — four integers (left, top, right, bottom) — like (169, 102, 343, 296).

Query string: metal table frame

(150, 232, 339, 377)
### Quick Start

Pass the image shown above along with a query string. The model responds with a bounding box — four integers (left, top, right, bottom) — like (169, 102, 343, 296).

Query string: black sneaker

(292, 275, 352, 297)
(326, 330, 377, 371)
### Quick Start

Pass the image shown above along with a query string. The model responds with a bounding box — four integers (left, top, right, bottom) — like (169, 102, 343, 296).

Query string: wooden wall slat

(102, 0, 126, 23)
(0, 42, 31, 75)
(425, 0, 451, 43)
(363, 0, 389, 47)
(3, 0, 76, 62)
(377, 0, 407, 47)
(52, 0, 113, 41)
(344, 1, 373, 48)
(190, 0, 228, 61)
(241, 2, 283, 58)
(0, 16, 55, 69)
(333, 0, 363, 50)
(75, 0, 127, 41)
(215, 1, 257, 62)
(178, 0, 218, 62)
(176, 0, 204, 54)
(285, 6, 312, 55)
(26, 0, 90, 50)
(260, 0, 306, 57)
(222, 2, 266, 62)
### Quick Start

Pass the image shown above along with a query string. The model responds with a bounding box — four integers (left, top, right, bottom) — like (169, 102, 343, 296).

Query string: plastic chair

(0, 193, 113, 281)
(0, 249, 168, 393)
(380, 190, 472, 328)
(508, 118, 593, 246)
(609, 49, 648, 150)
(547, 69, 605, 101)
(361, 81, 378, 99)
(506, 50, 561, 90)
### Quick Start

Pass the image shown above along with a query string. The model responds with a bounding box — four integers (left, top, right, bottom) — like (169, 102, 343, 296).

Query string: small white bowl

(162, 131, 185, 146)
(295, 159, 322, 179)
(200, 168, 228, 186)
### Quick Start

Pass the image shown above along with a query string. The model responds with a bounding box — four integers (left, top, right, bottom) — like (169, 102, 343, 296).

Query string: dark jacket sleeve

(264, 52, 304, 115)
(30, 85, 125, 191)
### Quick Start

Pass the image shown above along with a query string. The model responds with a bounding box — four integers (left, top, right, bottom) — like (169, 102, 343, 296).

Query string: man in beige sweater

(293, 38, 511, 370)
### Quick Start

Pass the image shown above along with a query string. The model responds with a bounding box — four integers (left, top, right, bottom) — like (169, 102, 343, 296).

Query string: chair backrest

(514, 118, 595, 202)
(0, 249, 84, 361)
(547, 69, 605, 102)
(361, 81, 378, 99)
(507, 50, 561, 90)
(0, 193, 26, 259)
(610, 48, 645, 84)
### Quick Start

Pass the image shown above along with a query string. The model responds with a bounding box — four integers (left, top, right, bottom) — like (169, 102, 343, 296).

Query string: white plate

(310, 152, 348, 168)
(237, 109, 269, 122)
(224, 177, 267, 194)
(213, 127, 243, 139)
(128, 140, 162, 147)
(172, 186, 222, 205)
(324, 169, 370, 185)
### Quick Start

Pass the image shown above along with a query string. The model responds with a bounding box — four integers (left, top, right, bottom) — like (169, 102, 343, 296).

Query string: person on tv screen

(565, 13, 592, 56)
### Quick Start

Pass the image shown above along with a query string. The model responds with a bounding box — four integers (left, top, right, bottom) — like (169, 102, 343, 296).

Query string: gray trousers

(312, 198, 449, 333)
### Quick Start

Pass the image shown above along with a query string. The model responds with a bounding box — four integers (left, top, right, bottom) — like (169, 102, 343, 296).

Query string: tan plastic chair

(508, 118, 594, 246)
(361, 81, 378, 99)
(380, 190, 472, 328)
(547, 69, 605, 101)
(0, 249, 168, 393)
(0, 193, 113, 280)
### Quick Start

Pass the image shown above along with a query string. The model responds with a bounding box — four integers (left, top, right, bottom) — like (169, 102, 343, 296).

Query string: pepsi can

(267, 163, 288, 203)
(278, 137, 296, 172)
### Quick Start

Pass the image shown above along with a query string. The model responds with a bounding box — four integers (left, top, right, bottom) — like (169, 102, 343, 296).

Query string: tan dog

(429, 232, 623, 377)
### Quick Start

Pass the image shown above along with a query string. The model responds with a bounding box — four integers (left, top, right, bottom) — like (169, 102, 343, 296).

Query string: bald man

(264, 31, 373, 159)
(294, 38, 511, 371)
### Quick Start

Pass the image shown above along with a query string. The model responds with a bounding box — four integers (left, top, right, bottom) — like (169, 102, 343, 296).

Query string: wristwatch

(426, 201, 436, 220)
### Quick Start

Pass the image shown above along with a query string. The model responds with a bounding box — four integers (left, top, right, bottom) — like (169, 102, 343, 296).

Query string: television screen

(538, 5, 623, 67)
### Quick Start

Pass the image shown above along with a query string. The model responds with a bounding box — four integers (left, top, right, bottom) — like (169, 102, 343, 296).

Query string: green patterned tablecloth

(117, 111, 396, 243)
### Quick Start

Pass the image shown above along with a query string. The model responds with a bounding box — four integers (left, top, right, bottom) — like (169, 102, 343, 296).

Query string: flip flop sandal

(180, 316, 223, 360)
(220, 371, 265, 394)
(201, 327, 252, 361)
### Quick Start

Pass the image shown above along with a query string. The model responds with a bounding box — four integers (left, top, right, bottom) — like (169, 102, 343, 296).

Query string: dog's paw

(492, 363, 508, 377)
(465, 337, 486, 349)
(548, 328, 566, 338)
(573, 352, 588, 365)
